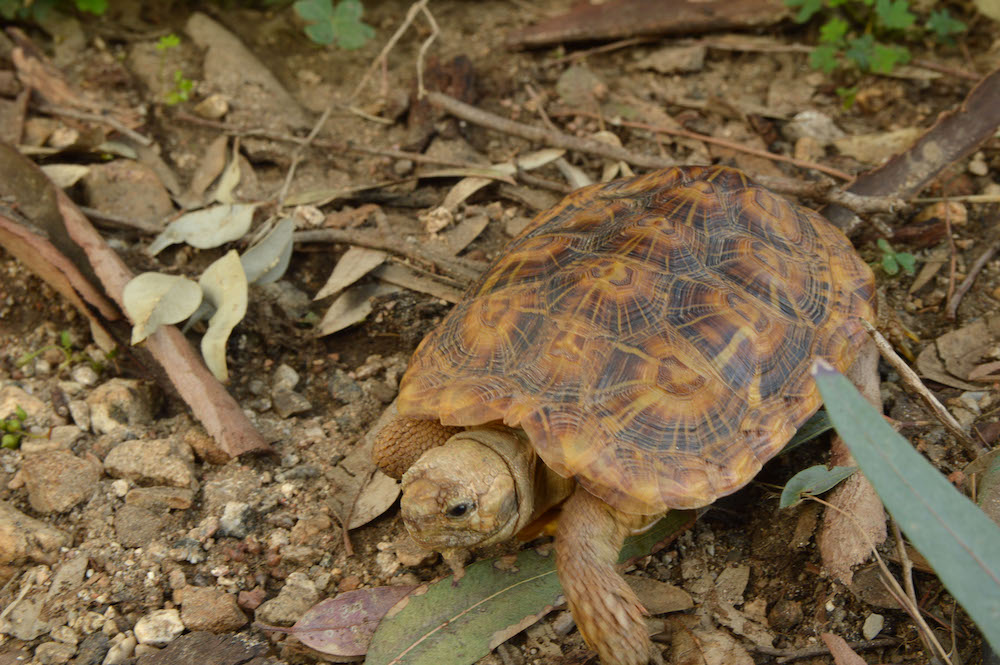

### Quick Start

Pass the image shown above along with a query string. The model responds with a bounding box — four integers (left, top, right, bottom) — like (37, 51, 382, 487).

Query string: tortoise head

(400, 427, 534, 553)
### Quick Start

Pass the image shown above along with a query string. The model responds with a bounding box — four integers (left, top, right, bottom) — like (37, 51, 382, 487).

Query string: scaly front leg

(555, 487, 658, 665)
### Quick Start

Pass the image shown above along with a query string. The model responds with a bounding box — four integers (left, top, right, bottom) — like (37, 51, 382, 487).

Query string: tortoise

(372, 165, 877, 665)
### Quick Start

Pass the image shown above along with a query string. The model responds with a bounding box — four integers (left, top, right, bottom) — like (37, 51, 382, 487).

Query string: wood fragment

(753, 637, 898, 663)
(945, 220, 1000, 320)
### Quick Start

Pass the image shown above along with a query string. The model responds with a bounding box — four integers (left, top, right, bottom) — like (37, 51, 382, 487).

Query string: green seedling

(1, 405, 28, 449)
(16, 330, 109, 374)
(294, 0, 374, 49)
(875, 237, 916, 276)
(154, 34, 194, 106)
(1, 0, 106, 20)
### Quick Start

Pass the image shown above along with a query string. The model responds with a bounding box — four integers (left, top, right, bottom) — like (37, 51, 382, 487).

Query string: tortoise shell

(397, 166, 876, 514)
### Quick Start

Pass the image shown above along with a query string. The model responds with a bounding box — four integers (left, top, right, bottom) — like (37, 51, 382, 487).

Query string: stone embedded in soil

(68, 399, 91, 431)
(80, 160, 174, 227)
(103, 438, 196, 488)
(126, 486, 195, 510)
(72, 632, 110, 665)
(0, 384, 47, 420)
(271, 364, 299, 392)
(0, 596, 49, 641)
(114, 504, 167, 548)
(0, 500, 70, 565)
(86, 379, 157, 434)
(218, 502, 256, 539)
(328, 369, 363, 403)
(271, 388, 312, 418)
(22, 450, 102, 513)
(33, 641, 76, 664)
(254, 572, 319, 626)
(21, 425, 85, 454)
(133, 609, 185, 647)
(182, 427, 229, 465)
(176, 586, 247, 633)
(767, 598, 803, 633)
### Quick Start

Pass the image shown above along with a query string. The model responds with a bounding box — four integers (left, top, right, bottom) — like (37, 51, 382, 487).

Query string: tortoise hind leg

(371, 417, 461, 479)
(555, 487, 659, 665)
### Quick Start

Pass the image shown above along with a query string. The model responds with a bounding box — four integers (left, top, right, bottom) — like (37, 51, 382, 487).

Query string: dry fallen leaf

(147, 203, 258, 256)
(289, 586, 417, 657)
(316, 282, 400, 337)
(314, 246, 388, 300)
(198, 250, 248, 382)
(122, 273, 203, 344)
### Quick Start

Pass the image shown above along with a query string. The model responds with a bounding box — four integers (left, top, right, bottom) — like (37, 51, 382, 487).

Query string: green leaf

(15, 405, 27, 421)
(156, 34, 181, 51)
(813, 362, 1000, 652)
(845, 34, 875, 70)
(782, 409, 834, 454)
(331, 0, 374, 49)
(780, 465, 858, 508)
(927, 9, 965, 45)
(785, 0, 824, 23)
(875, 0, 915, 29)
(367, 511, 694, 665)
(294, 0, 333, 22)
(895, 252, 916, 275)
(74, 0, 107, 14)
(809, 44, 839, 74)
(819, 17, 849, 44)
(836, 86, 858, 109)
(1, 433, 19, 449)
(881, 252, 900, 275)
(304, 22, 336, 45)
(870, 43, 910, 74)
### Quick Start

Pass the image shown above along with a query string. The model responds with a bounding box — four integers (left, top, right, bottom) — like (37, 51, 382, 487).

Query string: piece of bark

(0, 141, 269, 458)
(824, 64, 1000, 232)
(506, 0, 791, 49)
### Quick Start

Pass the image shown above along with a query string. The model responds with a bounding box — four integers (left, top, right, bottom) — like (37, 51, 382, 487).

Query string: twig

(811, 495, 953, 665)
(294, 227, 483, 283)
(546, 37, 656, 66)
(552, 108, 852, 181)
(328, 503, 354, 558)
(915, 194, 1000, 204)
(862, 320, 981, 456)
(944, 206, 958, 316)
(945, 224, 1000, 320)
(425, 91, 677, 170)
(753, 637, 899, 663)
(891, 520, 921, 627)
(277, 104, 334, 208)
(35, 103, 152, 146)
(912, 58, 982, 82)
(351, 0, 428, 102)
(414, 2, 439, 98)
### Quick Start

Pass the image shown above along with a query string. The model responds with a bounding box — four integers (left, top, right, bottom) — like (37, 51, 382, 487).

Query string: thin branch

(351, 0, 428, 102)
(862, 320, 981, 456)
(551, 108, 853, 181)
(35, 103, 152, 146)
(945, 222, 1000, 320)
(752, 637, 899, 664)
(425, 91, 678, 170)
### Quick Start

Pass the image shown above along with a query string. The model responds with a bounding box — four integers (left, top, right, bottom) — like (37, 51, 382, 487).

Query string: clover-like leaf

(147, 203, 257, 256)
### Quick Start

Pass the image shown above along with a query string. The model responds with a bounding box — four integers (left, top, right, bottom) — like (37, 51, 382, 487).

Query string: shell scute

(397, 166, 876, 514)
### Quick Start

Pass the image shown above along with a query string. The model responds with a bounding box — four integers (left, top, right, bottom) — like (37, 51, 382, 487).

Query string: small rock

(833, 128, 922, 165)
(237, 587, 266, 611)
(114, 505, 167, 548)
(969, 152, 989, 177)
(218, 502, 256, 539)
(50, 625, 80, 645)
(714, 565, 750, 605)
(767, 599, 803, 632)
(0, 596, 50, 640)
(34, 641, 76, 664)
(182, 427, 229, 465)
(133, 631, 267, 665)
(22, 450, 102, 513)
(81, 160, 174, 228)
(271, 364, 300, 391)
(103, 438, 196, 488)
(271, 388, 311, 418)
(193, 93, 229, 119)
(0, 385, 46, 421)
(793, 135, 823, 163)
(254, 572, 319, 625)
(86, 379, 157, 434)
(329, 369, 363, 403)
(71, 365, 99, 386)
(23, 425, 85, 454)
(102, 633, 136, 664)
(376, 550, 400, 578)
(394, 536, 438, 568)
(177, 587, 247, 633)
(556, 65, 607, 107)
(783, 110, 844, 146)
(0, 500, 70, 565)
(633, 45, 705, 73)
(47, 555, 89, 602)
(133, 609, 184, 647)
(68, 400, 90, 431)
(504, 215, 532, 237)
(914, 200, 967, 227)
(72, 632, 110, 665)
(126, 487, 195, 510)
(110, 479, 130, 497)
(393, 159, 414, 176)
(863, 613, 884, 640)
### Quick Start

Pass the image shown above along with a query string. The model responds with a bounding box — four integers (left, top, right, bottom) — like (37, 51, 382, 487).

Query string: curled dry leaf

(316, 282, 400, 337)
(212, 138, 243, 204)
(242, 218, 295, 285)
(198, 250, 248, 382)
(348, 470, 402, 530)
(122, 273, 203, 344)
(40, 164, 91, 189)
(291, 586, 417, 657)
(188, 135, 229, 203)
(147, 203, 258, 256)
(315, 246, 388, 300)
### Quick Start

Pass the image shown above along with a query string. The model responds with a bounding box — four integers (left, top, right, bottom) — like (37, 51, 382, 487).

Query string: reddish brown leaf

(820, 633, 867, 665)
(292, 586, 417, 657)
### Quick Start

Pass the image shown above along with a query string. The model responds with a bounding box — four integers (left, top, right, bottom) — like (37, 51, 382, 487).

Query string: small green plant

(294, 0, 374, 49)
(154, 34, 194, 106)
(16, 330, 108, 374)
(786, 0, 967, 102)
(1, 406, 27, 450)
(875, 237, 916, 276)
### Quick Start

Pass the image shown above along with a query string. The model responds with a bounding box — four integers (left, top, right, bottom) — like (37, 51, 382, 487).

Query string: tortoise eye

(446, 502, 473, 518)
